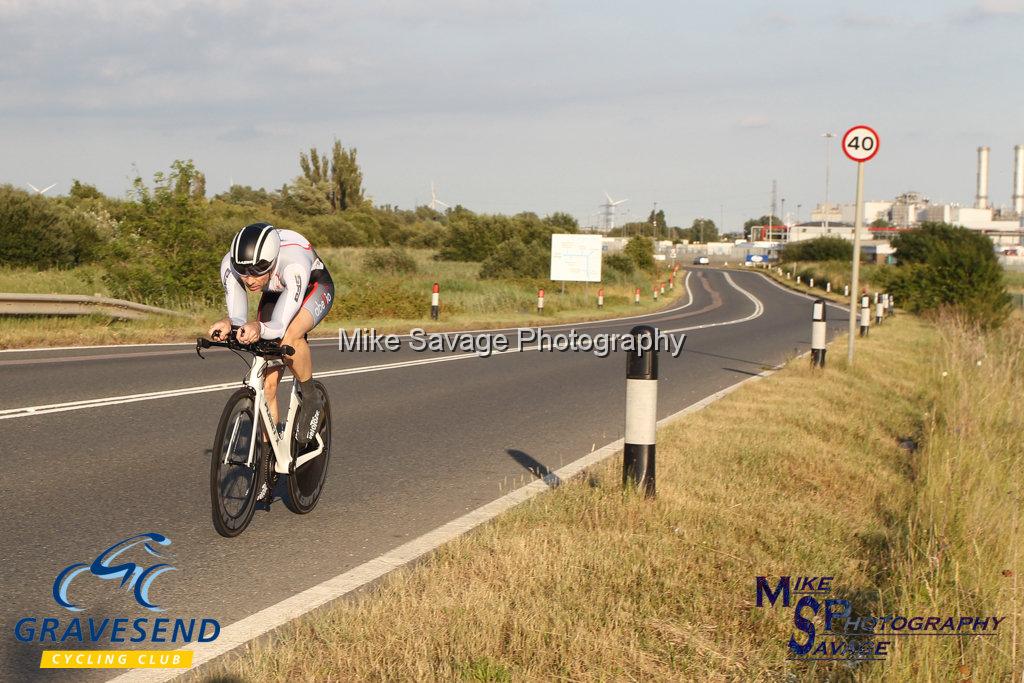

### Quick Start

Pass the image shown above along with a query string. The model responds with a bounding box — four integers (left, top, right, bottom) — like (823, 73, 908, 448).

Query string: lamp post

(822, 132, 835, 231)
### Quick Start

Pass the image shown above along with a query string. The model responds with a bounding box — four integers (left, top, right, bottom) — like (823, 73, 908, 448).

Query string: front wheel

(210, 388, 267, 537)
(284, 381, 331, 514)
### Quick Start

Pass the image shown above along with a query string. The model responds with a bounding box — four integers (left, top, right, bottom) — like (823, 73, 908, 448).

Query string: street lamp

(822, 132, 835, 231)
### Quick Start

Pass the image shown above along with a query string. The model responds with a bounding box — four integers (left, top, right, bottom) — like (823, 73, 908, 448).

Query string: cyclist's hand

(236, 321, 261, 344)
(208, 319, 232, 340)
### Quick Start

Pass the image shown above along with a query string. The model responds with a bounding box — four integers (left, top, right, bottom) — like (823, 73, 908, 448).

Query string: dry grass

(203, 316, 956, 681)
(867, 315, 1024, 681)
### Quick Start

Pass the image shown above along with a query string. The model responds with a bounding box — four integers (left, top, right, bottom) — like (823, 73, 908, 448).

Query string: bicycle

(197, 330, 332, 538)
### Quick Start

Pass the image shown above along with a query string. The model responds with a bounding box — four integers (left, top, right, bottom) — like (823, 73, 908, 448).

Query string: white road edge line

(111, 357, 783, 683)
(1, 273, 695, 354)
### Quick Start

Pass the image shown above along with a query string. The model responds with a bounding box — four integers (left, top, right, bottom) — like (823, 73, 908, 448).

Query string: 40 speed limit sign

(842, 125, 880, 163)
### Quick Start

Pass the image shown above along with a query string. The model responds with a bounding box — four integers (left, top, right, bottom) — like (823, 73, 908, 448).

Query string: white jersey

(220, 229, 325, 339)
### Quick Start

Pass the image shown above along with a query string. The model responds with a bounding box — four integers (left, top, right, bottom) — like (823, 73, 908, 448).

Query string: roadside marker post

(844, 285, 849, 297)
(809, 277, 814, 288)
(826, 281, 831, 293)
(430, 283, 440, 320)
(537, 289, 545, 314)
(860, 294, 871, 337)
(811, 299, 827, 368)
(796, 275, 801, 285)
(889, 293, 895, 317)
(597, 287, 604, 308)
(653, 287, 659, 302)
(660, 282, 665, 295)
(623, 325, 657, 497)
(876, 295, 884, 325)
(843, 124, 880, 363)
(634, 288, 640, 305)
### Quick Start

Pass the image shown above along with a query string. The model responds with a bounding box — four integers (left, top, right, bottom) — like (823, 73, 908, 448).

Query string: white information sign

(550, 233, 602, 282)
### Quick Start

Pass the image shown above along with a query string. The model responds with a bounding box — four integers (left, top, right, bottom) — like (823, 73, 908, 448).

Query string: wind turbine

(601, 192, 628, 232)
(429, 181, 450, 212)
(27, 182, 57, 195)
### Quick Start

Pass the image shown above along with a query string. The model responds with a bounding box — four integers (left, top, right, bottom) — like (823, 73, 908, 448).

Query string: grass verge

(0, 249, 683, 349)
(200, 312, 1020, 681)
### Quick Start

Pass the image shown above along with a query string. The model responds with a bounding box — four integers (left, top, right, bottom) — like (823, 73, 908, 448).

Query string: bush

(603, 253, 635, 277)
(881, 223, 1010, 328)
(781, 236, 852, 262)
(623, 236, 655, 272)
(0, 185, 102, 268)
(103, 161, 222, 306)
(363, 247, 418, 274)
(479, 238, 549, 279)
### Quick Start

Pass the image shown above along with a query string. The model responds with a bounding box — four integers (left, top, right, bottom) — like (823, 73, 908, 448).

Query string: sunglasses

(237, 260, 275, 277)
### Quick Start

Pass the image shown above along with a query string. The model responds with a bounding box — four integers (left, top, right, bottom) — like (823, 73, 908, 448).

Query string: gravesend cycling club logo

(13, 532, 221, 670)
(53, 532, 176, 612)
(755, 575, 1004, 662)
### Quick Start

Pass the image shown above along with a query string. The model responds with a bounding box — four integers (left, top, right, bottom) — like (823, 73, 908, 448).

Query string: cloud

(736, 115, 770, 129)
(961, 0, 1024, 22)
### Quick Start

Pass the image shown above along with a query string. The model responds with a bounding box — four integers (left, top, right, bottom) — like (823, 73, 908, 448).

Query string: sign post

(841, 125, 880, 365)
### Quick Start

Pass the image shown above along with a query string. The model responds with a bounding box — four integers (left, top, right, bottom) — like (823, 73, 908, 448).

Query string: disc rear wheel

(284, 381, 331, 514)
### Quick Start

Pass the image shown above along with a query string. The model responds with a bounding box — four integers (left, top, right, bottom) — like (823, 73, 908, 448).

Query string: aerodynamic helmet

(230, 223, 280, 276)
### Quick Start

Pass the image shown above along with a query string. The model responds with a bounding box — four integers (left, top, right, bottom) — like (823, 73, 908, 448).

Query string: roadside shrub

(781, 236, 852, 262)
(882, 223, 1010, 328)
(623, 236, 655, 272)
(603, 253, 635, 277)
(363, 246, 418, 274)
(479, 238, 549, 279)
(103, 161, 222, 307)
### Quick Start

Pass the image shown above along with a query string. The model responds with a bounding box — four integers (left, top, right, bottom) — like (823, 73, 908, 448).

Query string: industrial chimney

(1013, 145, 1023, 215)
(976, 146, 990, 209)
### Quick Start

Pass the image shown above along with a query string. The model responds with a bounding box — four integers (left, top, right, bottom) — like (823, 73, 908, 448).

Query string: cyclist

(208, 223, 334, 445)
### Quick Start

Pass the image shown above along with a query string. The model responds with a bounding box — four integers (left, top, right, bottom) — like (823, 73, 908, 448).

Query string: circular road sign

(842, 125, 880, 163)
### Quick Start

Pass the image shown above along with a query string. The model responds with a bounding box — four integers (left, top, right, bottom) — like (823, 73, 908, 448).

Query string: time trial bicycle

(197, 330, 331, 537)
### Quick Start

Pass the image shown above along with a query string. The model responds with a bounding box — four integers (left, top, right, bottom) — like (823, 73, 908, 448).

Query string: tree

(890, 222, 959, 264)
(870, 217, 892, 228)
(300, 139, 365, 212)
(623, 235, 655, 271)
(69, 179, 104, 200)
(683, 218, 718, 243)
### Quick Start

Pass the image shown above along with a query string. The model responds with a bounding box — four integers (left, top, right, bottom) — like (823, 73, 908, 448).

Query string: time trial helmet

(230, 223, 280, 276)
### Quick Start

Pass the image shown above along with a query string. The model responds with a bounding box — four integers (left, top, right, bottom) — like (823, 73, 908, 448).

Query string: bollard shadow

(681, 348, 773, 367)
(722, 367, 764, 377)
(506, 449, 561, 488)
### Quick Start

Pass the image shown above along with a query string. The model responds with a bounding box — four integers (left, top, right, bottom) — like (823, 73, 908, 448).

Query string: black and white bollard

(889, 293, 895, 317)
(430, 282, 440, 320)
(875, 294, 884, 325)
(634, 287, 641, 305)
(653, 286, 659, 302)
(809, 277, 814, 288)
(796, 275, 801, 284)
(811, 299, 827, 368)
(660, 282, 665, 295)
(860, 294, 870, 337)
(623, 325, 657, 497)
(597, 287, 604, 308)
(882, 292, 889, 318)
(669, 275, 674, 290)
(826, 281, 831, 293)
(537, 288, 545, 314)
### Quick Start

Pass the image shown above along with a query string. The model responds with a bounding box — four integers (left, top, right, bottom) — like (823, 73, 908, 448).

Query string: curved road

(0, 269, 846, 681)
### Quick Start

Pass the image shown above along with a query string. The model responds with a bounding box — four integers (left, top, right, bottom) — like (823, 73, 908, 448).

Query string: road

(0, 268, 846, 681)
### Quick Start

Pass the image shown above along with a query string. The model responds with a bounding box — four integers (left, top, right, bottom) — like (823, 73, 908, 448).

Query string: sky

(1, 0, 1023, 231)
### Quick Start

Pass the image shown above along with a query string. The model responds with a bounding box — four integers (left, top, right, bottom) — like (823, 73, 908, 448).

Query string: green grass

(198, 312, 1023, 681)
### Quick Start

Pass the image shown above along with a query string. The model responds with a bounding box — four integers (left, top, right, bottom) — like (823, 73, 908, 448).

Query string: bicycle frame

(226, 354, 325, 475)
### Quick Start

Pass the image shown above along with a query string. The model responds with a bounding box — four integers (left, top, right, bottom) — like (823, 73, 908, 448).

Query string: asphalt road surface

(0, 268, 847, 681)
